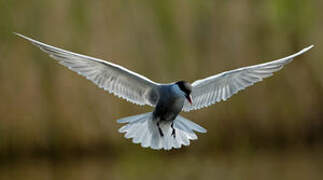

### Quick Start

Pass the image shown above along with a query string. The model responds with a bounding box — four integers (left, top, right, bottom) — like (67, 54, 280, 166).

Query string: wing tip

(306, 44, 314, 49)
(13, 32, 36, 43)
(13, 32, 26, 39)
(307, 44, 314, 49)
(301, 45, 314, 53)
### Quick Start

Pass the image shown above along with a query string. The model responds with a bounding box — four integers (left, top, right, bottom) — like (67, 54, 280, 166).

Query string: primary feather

(15, 33, 313, 150)
(183, 45, 314, 112)
(15, 33, 159, 106)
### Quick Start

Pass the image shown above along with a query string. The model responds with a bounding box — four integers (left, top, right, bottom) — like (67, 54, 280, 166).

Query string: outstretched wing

(15, 33, 160, 106)
(183, 45, 313, 112)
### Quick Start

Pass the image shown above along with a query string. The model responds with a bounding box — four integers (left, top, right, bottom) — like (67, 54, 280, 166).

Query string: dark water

(1, 148, 322, 180)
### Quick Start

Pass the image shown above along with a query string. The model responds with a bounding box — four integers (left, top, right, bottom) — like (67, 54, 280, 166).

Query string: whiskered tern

(15, 33, 313, 150)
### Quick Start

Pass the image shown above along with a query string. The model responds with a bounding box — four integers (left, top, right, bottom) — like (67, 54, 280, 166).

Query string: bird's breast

(153, 91, 185, 122)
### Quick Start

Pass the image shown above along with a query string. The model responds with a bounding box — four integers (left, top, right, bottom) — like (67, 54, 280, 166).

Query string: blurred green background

(0, 0, 323, 179)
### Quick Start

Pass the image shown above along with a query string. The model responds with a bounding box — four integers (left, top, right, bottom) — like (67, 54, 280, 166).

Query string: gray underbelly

(153, 97, 184, 122)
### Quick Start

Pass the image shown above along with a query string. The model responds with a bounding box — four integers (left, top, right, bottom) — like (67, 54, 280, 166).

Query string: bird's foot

(171, 122, 176, 138)
(157, 122, 164, 137)
(171, 129, 176, 138)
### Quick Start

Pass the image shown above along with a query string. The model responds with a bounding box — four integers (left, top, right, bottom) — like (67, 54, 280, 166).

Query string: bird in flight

(15, 33, 313, 150)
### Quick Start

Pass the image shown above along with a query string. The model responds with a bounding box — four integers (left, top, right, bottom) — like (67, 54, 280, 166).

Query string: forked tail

(117, 112, 207, 150)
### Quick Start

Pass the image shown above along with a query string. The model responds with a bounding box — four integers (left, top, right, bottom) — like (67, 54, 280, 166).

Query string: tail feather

(174, 116, 207, 133)
(174, 120, 197, 140)
(117, 112, 150, 124)
(117, 112, 206, 150)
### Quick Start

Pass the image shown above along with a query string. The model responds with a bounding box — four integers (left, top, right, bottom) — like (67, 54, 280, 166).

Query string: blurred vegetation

(0, 0, 322, 179)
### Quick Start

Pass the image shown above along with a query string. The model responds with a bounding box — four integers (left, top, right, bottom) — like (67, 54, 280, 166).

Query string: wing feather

(15, 33, 159, 106)
(183, 45, 313, 112)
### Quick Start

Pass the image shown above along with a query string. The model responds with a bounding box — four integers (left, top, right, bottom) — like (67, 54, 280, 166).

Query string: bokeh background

(0, 0, 323, 179)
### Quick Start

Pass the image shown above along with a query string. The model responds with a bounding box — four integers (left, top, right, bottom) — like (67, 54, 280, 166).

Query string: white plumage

(15, 33, 313, 150)
(183, 45, 313, 111)
(117, 112, 206, 150)
(14, 33, 159, 107)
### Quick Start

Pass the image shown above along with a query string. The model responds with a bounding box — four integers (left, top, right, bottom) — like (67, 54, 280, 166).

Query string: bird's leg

(171, 122, 176, 138)
(157, 122, 164, 137)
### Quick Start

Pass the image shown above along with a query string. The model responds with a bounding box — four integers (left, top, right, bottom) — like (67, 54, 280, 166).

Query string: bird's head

(176, 81, 193, 104)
